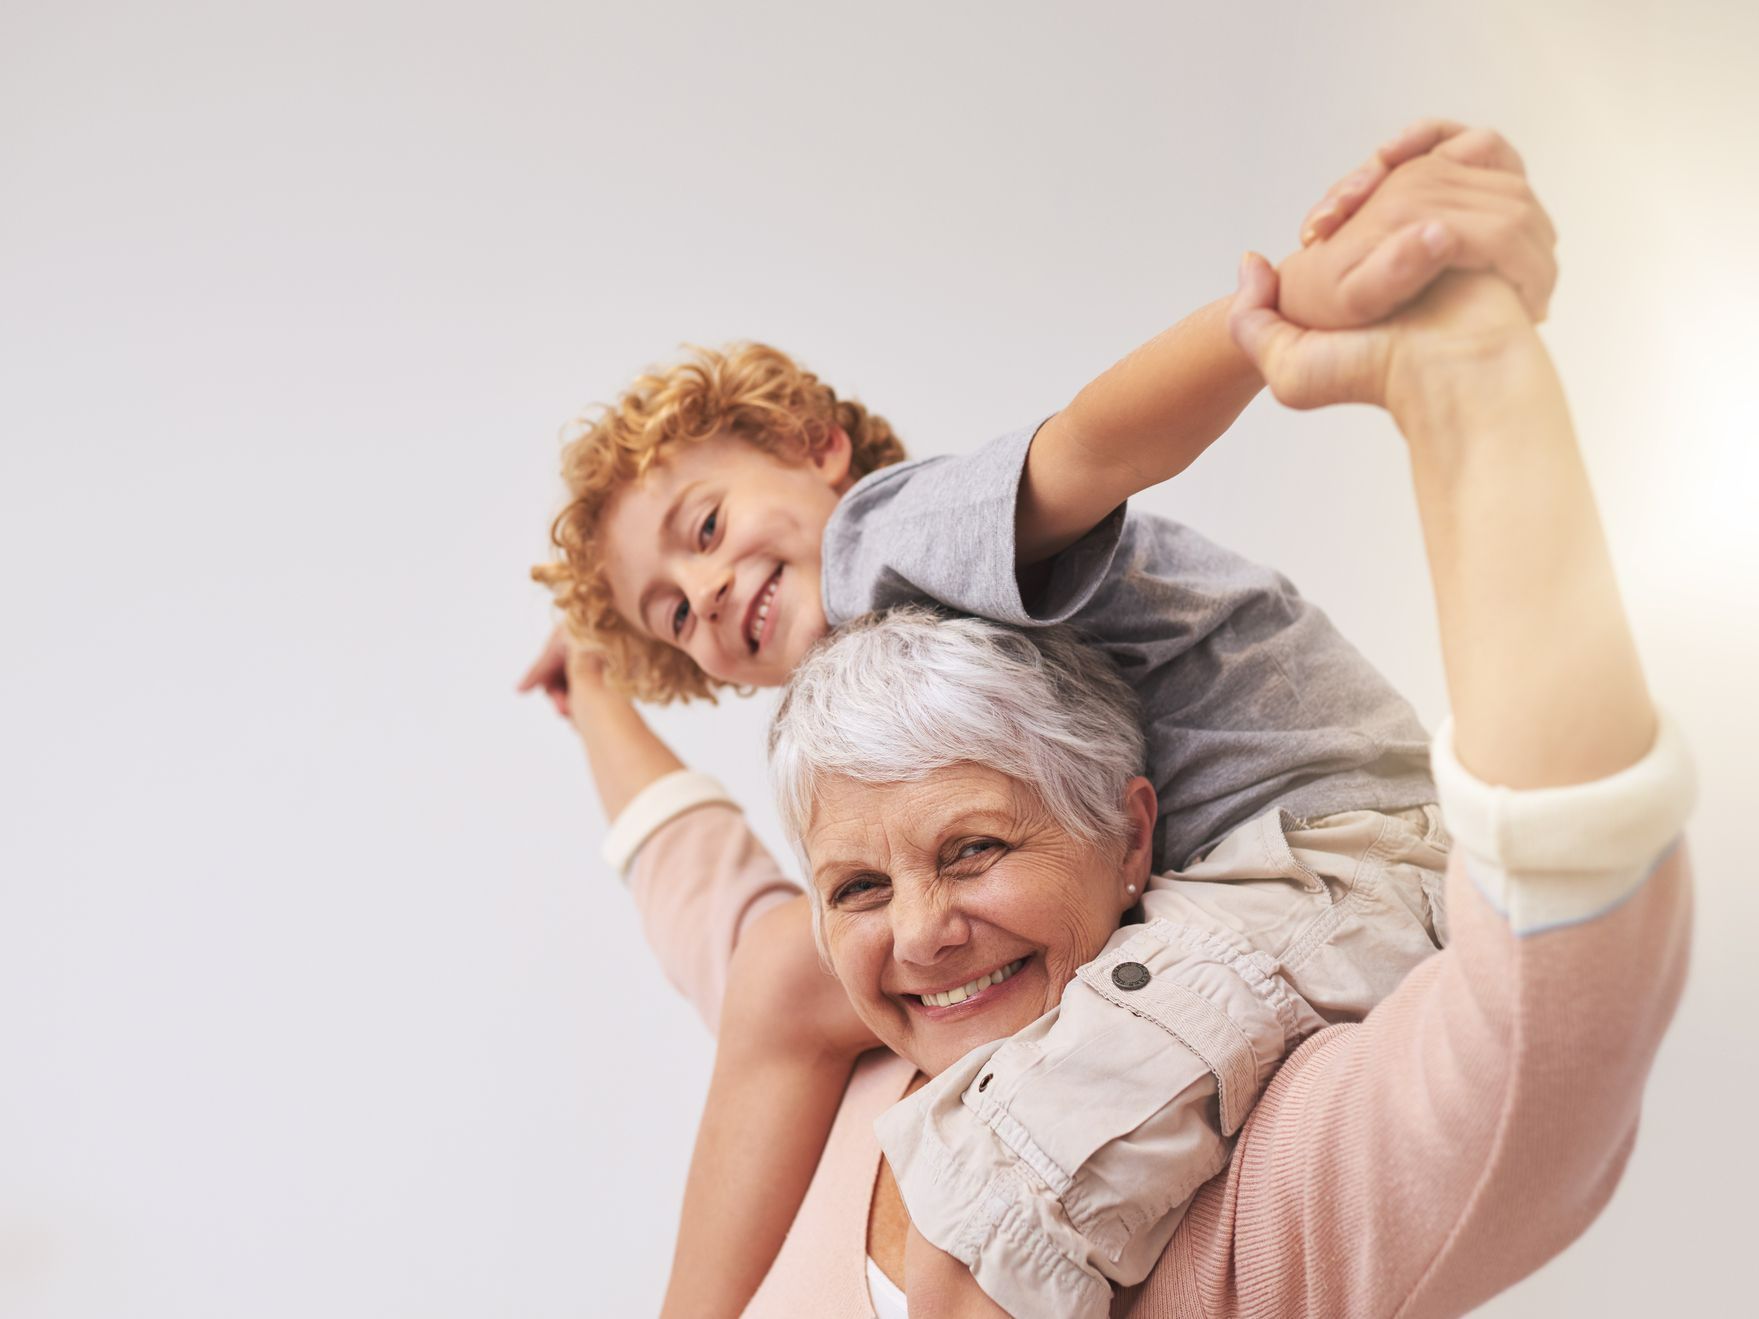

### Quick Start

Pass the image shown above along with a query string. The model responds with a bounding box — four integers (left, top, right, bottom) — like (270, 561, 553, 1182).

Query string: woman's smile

(904, 955, 1031, 1019)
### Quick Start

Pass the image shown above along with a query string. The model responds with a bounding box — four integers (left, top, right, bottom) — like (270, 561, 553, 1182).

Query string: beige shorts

(873, 804, 1450, 1319)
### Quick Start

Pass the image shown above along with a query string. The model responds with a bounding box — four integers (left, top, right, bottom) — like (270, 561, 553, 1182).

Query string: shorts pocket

(957, 920, 1305, 1269)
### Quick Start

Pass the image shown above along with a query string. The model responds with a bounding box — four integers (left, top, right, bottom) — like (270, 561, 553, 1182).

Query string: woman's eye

(834, 875, 887, 906)
(698, 507, 719, 549)
(953, 838, 1003, 863)
(670, 598, 690, 637)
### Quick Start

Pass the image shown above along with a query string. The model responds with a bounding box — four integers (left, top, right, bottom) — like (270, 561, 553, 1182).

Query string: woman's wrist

(1386, 329, 1556, 458)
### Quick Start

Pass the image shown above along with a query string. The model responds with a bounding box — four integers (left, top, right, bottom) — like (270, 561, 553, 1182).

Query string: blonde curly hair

(533, 342, 907, 703)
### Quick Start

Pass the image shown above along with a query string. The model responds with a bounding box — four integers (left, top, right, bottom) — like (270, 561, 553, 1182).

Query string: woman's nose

(890, 888, 971, 967)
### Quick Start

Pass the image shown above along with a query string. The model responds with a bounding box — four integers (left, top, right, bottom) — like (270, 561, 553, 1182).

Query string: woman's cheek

(1043, 876, 1123, 986)
(826, 917, 890, 1024)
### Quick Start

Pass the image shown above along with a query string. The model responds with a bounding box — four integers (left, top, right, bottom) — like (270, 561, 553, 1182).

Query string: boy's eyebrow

(635, 481, 705, 635)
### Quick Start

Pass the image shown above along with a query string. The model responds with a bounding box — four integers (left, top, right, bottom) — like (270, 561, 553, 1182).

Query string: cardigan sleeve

(1142, 715, 1696, 1318)
(615, 771, 801, 1035)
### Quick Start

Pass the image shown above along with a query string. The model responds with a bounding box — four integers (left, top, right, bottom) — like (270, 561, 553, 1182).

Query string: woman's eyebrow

(810, 857, 871, 887)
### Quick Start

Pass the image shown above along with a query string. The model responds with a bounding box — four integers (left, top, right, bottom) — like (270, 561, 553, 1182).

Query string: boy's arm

(518, 626, 682, 818)
(905, 1222, 1012, 1319)
(660, 896, 881, 1319)
(1015, 124, 1556, 571)
(1015, 297, 1258, 567)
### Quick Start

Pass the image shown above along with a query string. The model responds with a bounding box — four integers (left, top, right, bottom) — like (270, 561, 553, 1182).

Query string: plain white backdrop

(3, 1, 1754, 1315)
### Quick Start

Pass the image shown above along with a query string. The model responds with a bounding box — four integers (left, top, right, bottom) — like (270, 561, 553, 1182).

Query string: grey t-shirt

(822, 423, 1436, 870)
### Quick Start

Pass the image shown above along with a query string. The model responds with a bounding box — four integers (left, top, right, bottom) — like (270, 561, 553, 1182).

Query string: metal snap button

(1112, 961, 1151, 991)
(978, 1073, 993, 1092)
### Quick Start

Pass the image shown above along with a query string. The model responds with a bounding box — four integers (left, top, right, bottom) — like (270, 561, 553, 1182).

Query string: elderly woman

(550, 258, 1693, 1317)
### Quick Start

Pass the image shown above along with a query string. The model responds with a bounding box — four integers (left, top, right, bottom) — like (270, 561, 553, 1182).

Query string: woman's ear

(814, 423, 855, 492)
(1118, 775, 1158, 909)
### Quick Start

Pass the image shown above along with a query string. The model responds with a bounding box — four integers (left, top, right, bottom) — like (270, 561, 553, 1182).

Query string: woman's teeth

(747, 571, 780, 652)
(919, 959, 1025, 1009)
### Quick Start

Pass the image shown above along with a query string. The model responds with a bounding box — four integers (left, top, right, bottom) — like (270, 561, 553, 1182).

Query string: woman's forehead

(804, 767, 1048, 852)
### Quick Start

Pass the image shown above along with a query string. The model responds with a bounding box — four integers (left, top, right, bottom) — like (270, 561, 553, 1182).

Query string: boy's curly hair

(533, 342, 907, 703)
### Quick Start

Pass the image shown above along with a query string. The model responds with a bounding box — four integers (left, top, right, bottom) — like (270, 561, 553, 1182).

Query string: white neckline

(866, 1253, 908, 1318)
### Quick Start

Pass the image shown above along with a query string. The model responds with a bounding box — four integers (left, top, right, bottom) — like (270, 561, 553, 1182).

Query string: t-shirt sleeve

(821, 421, 1127, 628)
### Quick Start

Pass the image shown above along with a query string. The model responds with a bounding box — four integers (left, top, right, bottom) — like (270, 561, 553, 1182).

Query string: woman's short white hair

(768, 605, 1149, 870)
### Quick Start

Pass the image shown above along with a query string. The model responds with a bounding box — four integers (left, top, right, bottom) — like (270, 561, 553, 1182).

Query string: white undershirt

(867, 1255, 908, 1319)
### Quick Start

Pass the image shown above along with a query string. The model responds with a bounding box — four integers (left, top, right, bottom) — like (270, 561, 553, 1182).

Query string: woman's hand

(1279, 122, 1557, 329)
(1229, 255, 1535, 425)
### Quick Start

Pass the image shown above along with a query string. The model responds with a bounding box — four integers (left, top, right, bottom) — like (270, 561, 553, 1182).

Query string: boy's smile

(600, 431, 854, 688)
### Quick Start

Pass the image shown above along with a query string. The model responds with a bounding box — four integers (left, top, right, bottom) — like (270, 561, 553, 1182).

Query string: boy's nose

(689, 565, 734, 623)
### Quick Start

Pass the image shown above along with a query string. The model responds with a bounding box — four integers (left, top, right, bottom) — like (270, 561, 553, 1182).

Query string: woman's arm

(518, 625, 797, 1025)
(1233, 266, 1653, 782)
(521, 628, 870, 1315)
(660, 896, 879, 1319)
(1161, 263, 1692, 1316)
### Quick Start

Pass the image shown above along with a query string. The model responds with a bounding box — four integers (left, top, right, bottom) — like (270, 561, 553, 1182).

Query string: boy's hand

(1277, 123, 1556, 331)
(516, 624, 610, 720)
(1231, 256, 1532, 419)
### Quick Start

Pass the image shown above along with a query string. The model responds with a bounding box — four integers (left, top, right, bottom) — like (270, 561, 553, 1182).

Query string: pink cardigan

(620, 720, 1694, 1317)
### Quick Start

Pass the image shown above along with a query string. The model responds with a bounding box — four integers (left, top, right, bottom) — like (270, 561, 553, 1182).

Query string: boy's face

(600, 431, 852, 688)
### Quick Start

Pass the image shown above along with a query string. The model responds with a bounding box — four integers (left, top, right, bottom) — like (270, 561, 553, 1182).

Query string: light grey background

(3, 1, 1753, 1315)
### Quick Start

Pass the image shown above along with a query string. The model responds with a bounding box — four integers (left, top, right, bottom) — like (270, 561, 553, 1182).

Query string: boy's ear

(813, 424, 855, 491)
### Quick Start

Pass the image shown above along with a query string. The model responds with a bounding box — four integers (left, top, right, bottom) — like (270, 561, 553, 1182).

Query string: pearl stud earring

(1126, 884, 1138, 896)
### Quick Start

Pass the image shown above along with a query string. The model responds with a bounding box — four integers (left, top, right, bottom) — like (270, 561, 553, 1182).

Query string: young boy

(526, 123, 1556, 1317)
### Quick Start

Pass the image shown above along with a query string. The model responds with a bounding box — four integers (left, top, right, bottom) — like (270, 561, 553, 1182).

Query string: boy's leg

(659, 895, 875, 1319)
(875, 908, 1313, 1319)
(905, 1221, 1012, 1319)
(1162, 804, 1450, 1023)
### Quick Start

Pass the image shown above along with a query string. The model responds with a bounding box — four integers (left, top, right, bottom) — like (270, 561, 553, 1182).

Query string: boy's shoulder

(821, 420, 1295, 633)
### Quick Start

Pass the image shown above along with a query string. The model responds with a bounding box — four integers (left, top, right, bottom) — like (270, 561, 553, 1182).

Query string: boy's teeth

(921, 959, 1024, 1009)
(748, 573, 780, 648)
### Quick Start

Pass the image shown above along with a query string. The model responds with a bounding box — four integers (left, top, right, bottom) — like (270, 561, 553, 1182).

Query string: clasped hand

(1249, 119, 1553, 418)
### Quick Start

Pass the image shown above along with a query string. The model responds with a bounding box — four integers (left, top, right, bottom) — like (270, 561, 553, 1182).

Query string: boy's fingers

(1335, 220, 1459, 323)
(1228, 252, 1297, 370)
(517, 626, 568, 692)
(1375, 117, 1470, 169)
(515, 656, 547, 691)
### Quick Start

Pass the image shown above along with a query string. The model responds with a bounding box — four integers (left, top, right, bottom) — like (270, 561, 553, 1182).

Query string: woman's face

(804, 764, 1154, 1077)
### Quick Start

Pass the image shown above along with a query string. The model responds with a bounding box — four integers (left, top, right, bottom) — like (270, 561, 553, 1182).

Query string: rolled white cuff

(601, 770, 736, 877)
(1431, 712, 1695, 935)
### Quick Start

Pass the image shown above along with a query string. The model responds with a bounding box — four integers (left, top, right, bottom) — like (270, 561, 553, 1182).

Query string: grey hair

(768, 606, 1149, 887)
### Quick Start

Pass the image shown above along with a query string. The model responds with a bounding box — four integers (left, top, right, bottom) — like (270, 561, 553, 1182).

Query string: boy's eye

(670, 598, 690, 638)
(698, 507, 719, 549)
